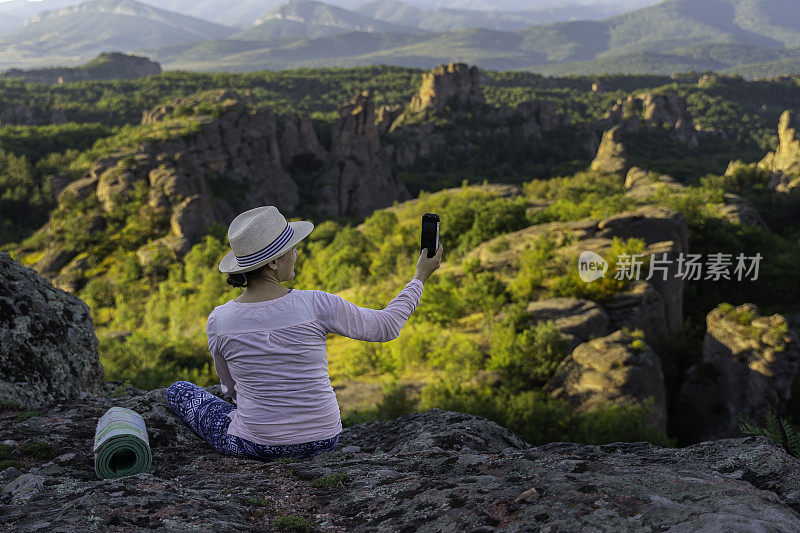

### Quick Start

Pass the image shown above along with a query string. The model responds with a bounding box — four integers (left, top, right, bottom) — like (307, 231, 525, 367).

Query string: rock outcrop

(1, 53, 161, 85)
(623, 166, 683, 200)
(374, 104, 403, 132)
(477, 205, 689, 348)
(623, 166, 769, 229)
(594, 205, 689, 340)
(2, 386, 800, 530)
(758, 110, 800, 194)
(544, 329, 668, 433)
(677, 303, 800, 442)
(0, 252, 105, 410)
(598, 92, 709, 147)
(404, 62, 484, 117)
(279, 113, 326, 169)
(590, 125, 630, 176)
(384, 62, 573, 168)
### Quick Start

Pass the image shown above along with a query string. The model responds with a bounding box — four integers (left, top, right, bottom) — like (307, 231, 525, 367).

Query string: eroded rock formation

(544, 329, 668, 433)
(758, 110, 800, 194)
(677, 303, 800, 442)
(525, 297, 610, 353)
(598, 92, 705, 147)
(405, 62, 484, 116)
(590, 125, 630, 176)
(384, 62, 574, 168)
(623, 166, 769, 230)
(31, 89, 410, 291)
(314, 91, 412, 218)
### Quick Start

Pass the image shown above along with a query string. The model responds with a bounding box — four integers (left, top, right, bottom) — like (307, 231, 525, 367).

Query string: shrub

(19, 441, 55, 459)
(418, 379, 674, 447)
(173, 105, 195, 117)
(738, 410, 800, 459)
(341, 379, 419, 427)
(311, 472, 350, 488)
(507, 231, 559, 301)
(552, 236, 648, 301)
(273, 514, 313, 532)
(486, 303, 569, 391)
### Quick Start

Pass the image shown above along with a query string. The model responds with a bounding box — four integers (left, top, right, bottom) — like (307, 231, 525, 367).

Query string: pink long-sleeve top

(206, 278, 424, 445)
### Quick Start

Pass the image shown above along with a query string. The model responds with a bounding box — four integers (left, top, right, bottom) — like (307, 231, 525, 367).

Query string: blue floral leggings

(165, 381, 340, 461)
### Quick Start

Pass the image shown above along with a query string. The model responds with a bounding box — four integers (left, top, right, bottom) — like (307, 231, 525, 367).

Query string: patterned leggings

(165, 381, 340, 461)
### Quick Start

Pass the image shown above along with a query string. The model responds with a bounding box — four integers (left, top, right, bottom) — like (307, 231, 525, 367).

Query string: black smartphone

(421, 213, 440, 258)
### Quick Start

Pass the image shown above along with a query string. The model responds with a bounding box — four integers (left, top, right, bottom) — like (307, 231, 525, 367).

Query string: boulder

(0, 252, 105, 410)
(56, 176, 99, 209)
(677, 303, 800, 442)
(590, 125, 630, 176)
(623, 166, 684, 201)
(525, 298, 610, 353)
(544, 329, 668, 433)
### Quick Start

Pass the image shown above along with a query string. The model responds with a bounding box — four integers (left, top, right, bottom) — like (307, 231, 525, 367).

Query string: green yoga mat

(94, 406, 152, 480)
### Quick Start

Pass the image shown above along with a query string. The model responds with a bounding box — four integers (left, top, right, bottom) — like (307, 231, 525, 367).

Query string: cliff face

(315, 91, 411, 218)
(27, 89, 409, 292)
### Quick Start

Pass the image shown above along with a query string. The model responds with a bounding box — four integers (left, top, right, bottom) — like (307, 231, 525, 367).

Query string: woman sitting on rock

(166, 205, 442, 461)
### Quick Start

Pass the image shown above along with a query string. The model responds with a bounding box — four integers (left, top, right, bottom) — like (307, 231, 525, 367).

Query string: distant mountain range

(0, 0, 234, 62)
(0, 0, 660, 32)
(1, 0, 800, 78)
(233, 0, 424, 41)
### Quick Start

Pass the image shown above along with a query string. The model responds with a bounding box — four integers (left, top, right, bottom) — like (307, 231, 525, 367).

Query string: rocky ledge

(2, 384, 799, 532)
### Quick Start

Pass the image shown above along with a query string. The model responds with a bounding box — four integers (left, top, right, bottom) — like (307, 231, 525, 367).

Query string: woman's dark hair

(226, 263, 270, 288)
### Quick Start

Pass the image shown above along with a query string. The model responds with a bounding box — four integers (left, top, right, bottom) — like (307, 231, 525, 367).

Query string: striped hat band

(235, 223, 294, 267)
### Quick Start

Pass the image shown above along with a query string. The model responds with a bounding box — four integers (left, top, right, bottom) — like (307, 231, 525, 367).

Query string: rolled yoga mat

(94, 406, 152, 479)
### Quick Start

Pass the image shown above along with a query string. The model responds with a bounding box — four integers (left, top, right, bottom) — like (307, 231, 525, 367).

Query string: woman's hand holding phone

(415, 242, 443, 283)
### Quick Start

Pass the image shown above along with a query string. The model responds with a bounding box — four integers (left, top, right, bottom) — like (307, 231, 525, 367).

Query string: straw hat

(219, 206, 314, 275)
